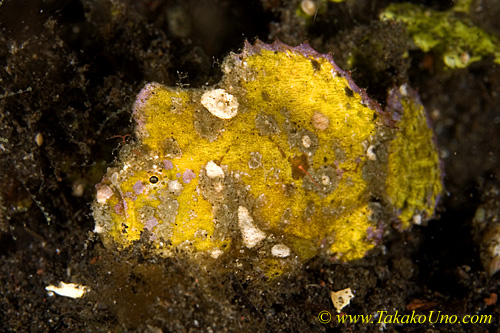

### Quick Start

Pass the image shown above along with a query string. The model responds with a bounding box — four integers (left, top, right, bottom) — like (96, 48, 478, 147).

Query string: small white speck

(72, 182, 84, 197)
(301, 0, 318, 16)
(96, 185, 114, 204)
(201, 89, 239, 119)
(211, 248, 224, 259)
(206, 161, 224, 178)
(237, 206, 266, 248)
(35, 132, 43, 146)
(366, 145, 377, 161)
(271, 244, 290, 258)
(110, 172, 119, 184)
(302, 135, 312, 148)
(214, 183, 224, 192)
(312, 112, 329, 131)
(168, 179, 183, 194)
(399, 84, 408, 96)
(93, 224, 104, 234)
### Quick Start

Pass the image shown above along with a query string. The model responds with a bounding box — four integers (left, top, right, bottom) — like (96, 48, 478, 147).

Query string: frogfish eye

(149, 176, 159, 184)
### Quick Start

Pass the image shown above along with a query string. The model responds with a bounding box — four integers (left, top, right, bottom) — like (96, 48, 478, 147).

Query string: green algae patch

(92, 40, 443, 276)
(380, 1, 500, 68)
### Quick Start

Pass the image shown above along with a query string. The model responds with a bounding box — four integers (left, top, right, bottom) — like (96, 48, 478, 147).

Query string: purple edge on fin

(238, 39, 391, 125)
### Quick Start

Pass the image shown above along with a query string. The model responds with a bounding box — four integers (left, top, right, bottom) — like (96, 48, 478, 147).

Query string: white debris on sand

(45, 282, 90, 299)
(331, 288, 355, 313)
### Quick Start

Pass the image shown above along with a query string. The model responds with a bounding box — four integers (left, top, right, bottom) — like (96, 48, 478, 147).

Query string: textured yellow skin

(385, 87, 443, 228)
(93, 41, 442, 266)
